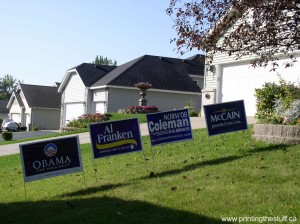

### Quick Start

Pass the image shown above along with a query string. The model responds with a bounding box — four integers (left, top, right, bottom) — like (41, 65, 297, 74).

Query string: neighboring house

(0, 100, 9, 120)
(58, 54, 204, 127)
(7, 83, 62, 130)
(202, 9, 300, 117)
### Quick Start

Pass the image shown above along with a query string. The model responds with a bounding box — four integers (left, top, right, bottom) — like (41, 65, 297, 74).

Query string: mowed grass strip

(0, 128, 299, 224)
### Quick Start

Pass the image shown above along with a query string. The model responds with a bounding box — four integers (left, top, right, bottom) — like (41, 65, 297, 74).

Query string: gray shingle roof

(0, 100, 9, 113)
(91, 54, 204, 92)
(20, 84, 61, 109)
(71, 63, 117, 87)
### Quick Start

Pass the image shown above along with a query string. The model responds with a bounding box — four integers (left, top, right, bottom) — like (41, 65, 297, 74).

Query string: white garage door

(222, 60, 300, 116)
(11, 113, 21, 123)
(65, 103, 85, 123)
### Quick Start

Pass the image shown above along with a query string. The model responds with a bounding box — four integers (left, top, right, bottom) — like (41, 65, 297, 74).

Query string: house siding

(64, 73, 86, 103)
(106, 87, 202, 113)
(31, 108, 61, 130)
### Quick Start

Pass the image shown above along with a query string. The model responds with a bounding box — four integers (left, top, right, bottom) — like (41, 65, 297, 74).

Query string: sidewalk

(0, 117, 255, 157)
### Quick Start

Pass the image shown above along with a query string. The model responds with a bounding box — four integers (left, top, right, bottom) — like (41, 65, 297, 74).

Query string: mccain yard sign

(204, 100, 248, 136)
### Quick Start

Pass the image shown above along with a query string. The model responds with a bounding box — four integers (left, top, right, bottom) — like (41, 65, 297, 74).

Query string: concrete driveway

(0, 117, 255, 157)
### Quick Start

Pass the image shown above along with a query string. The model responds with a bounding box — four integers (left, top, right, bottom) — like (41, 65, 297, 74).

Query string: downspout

(215, 64, 223, 103)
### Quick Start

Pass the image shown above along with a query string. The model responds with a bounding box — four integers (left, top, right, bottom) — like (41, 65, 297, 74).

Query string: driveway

(0, 117, 255, 157)
(0, 130, 60, 142)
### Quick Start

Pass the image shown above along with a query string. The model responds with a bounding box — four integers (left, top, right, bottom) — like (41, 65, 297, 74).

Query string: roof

(70, 63, 117, 87)
(20, 84, 61, 109)
(0, 100, 9, 113)
(91, 54, 204, 92)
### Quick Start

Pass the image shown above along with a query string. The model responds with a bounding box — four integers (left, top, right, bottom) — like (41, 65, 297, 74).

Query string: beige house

(7, 84, 61, 130)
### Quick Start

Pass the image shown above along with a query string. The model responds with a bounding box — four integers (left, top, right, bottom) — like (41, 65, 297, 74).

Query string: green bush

(1, 131, 13, 141)
(189, 111, 199, 117)
(255, 78, 300, 124)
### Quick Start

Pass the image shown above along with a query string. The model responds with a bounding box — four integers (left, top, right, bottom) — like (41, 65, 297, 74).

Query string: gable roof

(20, 84, 61, 109)
(91, 54, 204, 92)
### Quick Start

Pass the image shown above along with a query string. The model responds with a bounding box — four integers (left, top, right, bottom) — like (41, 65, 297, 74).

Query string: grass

(0, 128, 299, 224)
(0, 113, 147, 146)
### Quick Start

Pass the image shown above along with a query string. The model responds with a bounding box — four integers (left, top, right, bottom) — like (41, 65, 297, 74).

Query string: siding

(10, 98, 22, 114)
(93, 89, 106, 101)
(107, 88, 202, 113)
(64, 73, 86, 103)
(31, 108, 60, 130)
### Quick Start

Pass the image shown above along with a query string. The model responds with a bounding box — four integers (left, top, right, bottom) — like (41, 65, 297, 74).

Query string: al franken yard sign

(89, 118, 143, 159)
(20, 136, 82, 182)
(203, 100, 248, 136)
(146, 108, 193, 146)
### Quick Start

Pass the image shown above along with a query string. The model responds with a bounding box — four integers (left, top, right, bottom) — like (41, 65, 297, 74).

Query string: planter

(253, 124, 300, 144)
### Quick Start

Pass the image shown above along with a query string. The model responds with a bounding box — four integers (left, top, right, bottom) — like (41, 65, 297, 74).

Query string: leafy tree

(0, 74, 23, 100)
(167, 0, 299, 69)
(92, 55, 117, 66)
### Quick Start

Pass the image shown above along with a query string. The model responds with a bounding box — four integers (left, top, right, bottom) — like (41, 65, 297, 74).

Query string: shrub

(255, 78, 300, 124)
(189, 111, 199, 117)
(1, 131, 13, 141)
(127, 106, 158, 114)
(67, 113, 107, 128)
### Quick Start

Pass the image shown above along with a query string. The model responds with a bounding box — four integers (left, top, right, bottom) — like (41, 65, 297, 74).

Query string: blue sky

(0, 0, 201, 86)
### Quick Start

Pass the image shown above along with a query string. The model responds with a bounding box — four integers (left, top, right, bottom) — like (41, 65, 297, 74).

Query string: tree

(92, 55, 117, 66)
(167, 0, 300, 69)
(0, 75, 23, 100)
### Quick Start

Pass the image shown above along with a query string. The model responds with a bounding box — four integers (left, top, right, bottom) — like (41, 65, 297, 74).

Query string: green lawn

(0, 128, 299, 224)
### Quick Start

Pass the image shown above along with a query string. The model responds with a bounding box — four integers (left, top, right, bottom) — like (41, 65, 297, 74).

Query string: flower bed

(118, 106, 159, 114)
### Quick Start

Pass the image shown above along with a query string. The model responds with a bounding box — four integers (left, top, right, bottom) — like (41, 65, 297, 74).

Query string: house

(0, 100, 9, 120)
(7, 84, 62, 130)
(201, 8, 300, 117)
(58, 54, 204, 127)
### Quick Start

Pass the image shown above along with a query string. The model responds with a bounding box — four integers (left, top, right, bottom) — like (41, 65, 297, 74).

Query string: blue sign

(204, 100, 248, 136)
(146, 109, 193, 146)
(89, 118, 143, 159)
(20, 136, 82, 182)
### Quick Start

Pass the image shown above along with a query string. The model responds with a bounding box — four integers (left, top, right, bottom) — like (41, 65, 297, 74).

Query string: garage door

(65, 103, 85, 124)
(222, 60, 300, 116)
(11, 113, 21, 123)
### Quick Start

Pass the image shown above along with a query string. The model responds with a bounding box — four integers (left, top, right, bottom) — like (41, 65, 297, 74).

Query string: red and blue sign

(204, 100, 248, 136)
(146, 109, 193, 146)
(89, 118, 143, 159)
(20, 136, 82, 182)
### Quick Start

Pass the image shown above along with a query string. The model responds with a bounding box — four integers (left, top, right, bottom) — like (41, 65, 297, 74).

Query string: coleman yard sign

(89, 118, 143, 159)
(204, 100, 248, 136)
(146, 109, 193, 146)
(20, 136, 82, 182)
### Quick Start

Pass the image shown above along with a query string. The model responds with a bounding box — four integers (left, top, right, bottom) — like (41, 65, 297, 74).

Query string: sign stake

(93, 159, 98, 182)
(23, 181, 27, 200)
(150, 146, 157, 173)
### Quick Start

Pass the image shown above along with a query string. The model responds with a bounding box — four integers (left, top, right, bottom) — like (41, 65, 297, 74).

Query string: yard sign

(20, 136, 82, 182)
(204, 100, 248, 136)
(89, 118, 143, 159)
(146, 108, 193, 146)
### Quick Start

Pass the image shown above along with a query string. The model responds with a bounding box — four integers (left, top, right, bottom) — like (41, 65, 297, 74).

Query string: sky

(0, 0, 201, 86)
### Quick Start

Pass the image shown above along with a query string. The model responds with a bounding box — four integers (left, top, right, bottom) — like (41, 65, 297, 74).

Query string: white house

(58, 54, 205, 127)
(201, 9, 300, 117)
(7, 84, 61, 130)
